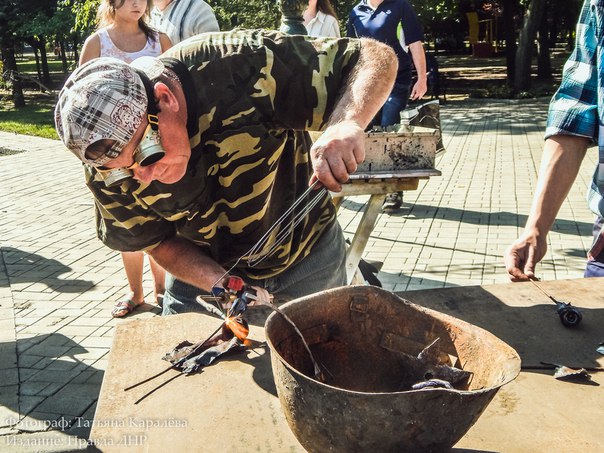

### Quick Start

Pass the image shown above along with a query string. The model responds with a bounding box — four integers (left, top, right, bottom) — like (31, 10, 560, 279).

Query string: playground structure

(466, 11, 496, 57)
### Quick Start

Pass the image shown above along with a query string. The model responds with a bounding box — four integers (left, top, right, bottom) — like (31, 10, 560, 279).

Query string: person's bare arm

(159, 33, 172, 52)
(147, 237, 270, 304)
(504, 135, 589, 280)
(408, 40, 427, 100)
(310, 38, 397, 191)
(79, 34, 101, 65)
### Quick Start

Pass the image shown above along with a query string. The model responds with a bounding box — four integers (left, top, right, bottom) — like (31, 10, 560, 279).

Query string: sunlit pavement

(0, 97, 596, 450)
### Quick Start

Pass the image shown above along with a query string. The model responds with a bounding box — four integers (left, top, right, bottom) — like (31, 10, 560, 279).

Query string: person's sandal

(111, 298, 141, 318)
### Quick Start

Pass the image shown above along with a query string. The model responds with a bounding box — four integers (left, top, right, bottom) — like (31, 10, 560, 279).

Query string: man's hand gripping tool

(208, 276, 260, 316)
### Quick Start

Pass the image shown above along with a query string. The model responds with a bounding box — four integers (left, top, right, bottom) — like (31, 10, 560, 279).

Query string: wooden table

(91, 278, 604, 452)
(333, 169, 440, 284)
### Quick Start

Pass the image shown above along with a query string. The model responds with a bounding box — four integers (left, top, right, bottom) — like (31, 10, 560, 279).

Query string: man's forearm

(524, 135, 589, 234)
(408, 41, 427, 83)
(327, 38, 397, 128)
(147, 237, 228, 291)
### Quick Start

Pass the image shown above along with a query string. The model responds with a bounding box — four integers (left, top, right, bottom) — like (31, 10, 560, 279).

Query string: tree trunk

(1, 44, 25, 107)
(33, 43, 42, 82)
(503, 0, 518, 84)
(72, 36, 79, 65)
(514, 0, 547, 91)
(60, 40, 68, 73)
(537, 3, 552, 80)
(39, 37, 51, 85)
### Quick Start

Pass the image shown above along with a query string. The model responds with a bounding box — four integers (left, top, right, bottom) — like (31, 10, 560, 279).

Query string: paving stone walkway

(0, 98, 597, 451)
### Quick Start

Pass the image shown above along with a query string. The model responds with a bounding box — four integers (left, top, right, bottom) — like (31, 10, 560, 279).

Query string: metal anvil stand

(332, 169, 439, 283)
(332, 127, 441, 284)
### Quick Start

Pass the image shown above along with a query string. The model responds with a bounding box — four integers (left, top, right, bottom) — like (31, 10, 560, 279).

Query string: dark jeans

(162, 221, 347, 315)
(380, 81, 412, 127)
(585, 216, 604, 277)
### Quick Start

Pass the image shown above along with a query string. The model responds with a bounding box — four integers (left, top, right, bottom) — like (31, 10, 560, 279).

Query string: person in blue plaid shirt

(505, 0, 604, 280)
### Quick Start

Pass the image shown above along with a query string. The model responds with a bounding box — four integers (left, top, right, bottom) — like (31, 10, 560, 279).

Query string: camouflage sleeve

(165, 29, 362, 132)
(85, 167, 176, 252)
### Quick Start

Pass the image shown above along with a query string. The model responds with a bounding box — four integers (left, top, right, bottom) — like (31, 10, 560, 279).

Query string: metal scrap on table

(124, 277, 262, 404)
(124, 276, 321, 404)
(540, 362, 593, 382)
(397, 338, 473, 391)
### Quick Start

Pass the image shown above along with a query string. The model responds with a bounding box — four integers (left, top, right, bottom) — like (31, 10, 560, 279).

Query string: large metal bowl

(265, 285, 521, 453)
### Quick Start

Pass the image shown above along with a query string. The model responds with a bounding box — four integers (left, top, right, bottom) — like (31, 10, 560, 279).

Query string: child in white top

(80, 0, 171, 65)
(79, 0, 171, 318)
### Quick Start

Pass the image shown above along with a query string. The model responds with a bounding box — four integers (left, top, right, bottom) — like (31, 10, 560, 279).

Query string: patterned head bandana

(54, 56, 164, 166)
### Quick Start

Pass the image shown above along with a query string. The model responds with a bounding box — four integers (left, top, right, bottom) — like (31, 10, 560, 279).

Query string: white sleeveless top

(98, 28, 162, 63)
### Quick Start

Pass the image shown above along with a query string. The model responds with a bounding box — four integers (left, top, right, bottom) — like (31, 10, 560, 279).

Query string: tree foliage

(0, 0, 589, 106)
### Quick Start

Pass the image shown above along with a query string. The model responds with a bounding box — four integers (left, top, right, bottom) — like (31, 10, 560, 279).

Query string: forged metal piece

(395, 338, 472, 391)
(553, 366, 591, 381)
(411, 379, 454, 390)
(540, 361, 593, 381)
(529, 280, 583, 328)
(179, 337, 244, 375)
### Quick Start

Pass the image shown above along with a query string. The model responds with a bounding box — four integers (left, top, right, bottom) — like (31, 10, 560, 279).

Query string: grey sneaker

(383, 192, 403, 210)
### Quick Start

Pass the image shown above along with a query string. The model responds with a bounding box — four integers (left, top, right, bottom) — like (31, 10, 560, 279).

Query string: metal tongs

(125, 183, 329, 403)
(124, 276, 259, 404)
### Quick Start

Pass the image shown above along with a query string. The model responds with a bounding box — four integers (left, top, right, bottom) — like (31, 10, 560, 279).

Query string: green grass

(0, 94, 58, 139)
(0, 53, 67, 140)
(16, 59, 67, 75)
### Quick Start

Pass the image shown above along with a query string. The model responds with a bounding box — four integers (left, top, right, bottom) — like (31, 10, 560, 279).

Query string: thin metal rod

(528, 279, 558, 303)
(209, 180, 326, 286)
(124, 323, 224, 392)
(124, 365, 175, 391)
(133, 373, 184, 405)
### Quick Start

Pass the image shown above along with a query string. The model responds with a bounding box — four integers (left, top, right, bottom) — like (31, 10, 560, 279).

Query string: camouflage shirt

(85, 29, 361, 279)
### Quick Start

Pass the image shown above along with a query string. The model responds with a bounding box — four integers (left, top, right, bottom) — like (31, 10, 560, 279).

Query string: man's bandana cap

(54, 57, 163, 166)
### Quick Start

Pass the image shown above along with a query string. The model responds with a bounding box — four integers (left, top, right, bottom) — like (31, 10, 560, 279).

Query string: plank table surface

(91, 278, 603, 452)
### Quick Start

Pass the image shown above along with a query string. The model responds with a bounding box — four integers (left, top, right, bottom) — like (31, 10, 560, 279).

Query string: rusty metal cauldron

(265, 286, 521, 453)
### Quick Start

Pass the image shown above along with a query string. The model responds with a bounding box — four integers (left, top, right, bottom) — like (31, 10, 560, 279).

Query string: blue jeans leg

(248, 220, 347, 300)
(584, 216, 604, 277)
(380, 82, 411, 127)
(162, 273, 207, 315)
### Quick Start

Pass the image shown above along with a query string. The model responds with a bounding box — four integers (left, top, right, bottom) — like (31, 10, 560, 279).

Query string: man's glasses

(97, 114, 165, 187)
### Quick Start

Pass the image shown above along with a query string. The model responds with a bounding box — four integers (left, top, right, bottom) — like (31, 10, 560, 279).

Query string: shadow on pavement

(341, 200, 592, 237)
(0, 247, 95, 292)
(1, 333, 104, 444)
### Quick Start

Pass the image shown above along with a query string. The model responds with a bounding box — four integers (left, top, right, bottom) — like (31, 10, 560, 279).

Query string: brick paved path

(0, 98, 596, 450)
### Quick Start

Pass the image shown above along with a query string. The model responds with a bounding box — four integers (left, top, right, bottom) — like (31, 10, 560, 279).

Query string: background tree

(18, 1, 59, 86)
(48, 6, 80, 74)
(211, 0, 280, 30)
(413, 0, 462, 53)
(514, 0, 546, 91)
(536, 1, 551, 80)
(0, 0, 26, 107)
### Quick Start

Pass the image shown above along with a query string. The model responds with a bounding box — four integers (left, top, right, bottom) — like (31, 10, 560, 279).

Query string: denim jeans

(585, 216, 604, 277)
(162, 220, 347, 315)
(380, 81, 412, 127)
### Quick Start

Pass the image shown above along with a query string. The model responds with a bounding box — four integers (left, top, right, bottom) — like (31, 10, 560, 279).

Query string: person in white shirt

(150, 0, 219, 44)
(303, 0, 341, 38)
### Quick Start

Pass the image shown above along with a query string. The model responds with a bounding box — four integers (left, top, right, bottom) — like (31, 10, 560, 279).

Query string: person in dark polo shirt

(347, 0, 427, 210)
